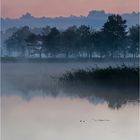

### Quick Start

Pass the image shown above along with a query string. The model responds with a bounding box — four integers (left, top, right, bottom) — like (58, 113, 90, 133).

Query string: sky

(1, 0, 139, 18)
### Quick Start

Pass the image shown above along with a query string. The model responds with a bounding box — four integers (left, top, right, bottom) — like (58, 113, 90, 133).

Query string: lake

(1, 62, 140, 140)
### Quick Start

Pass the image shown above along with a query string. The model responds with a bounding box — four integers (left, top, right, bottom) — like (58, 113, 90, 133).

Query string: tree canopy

(4, 15, 140, 58)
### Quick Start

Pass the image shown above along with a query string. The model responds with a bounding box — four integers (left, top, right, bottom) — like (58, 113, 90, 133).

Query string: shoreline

(1, 57, 139, 63)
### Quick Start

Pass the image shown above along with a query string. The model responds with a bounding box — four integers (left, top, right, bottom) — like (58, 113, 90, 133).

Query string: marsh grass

(60, 65, 139, 89)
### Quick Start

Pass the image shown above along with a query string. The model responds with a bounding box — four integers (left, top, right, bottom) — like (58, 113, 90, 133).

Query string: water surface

(1, 62, 139, 140)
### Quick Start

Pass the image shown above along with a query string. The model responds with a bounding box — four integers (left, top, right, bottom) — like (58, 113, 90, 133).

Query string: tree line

(4, 14, 139, 59)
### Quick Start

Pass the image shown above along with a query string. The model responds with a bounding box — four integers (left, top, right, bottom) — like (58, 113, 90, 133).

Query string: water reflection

(1, 63, 140, 140)
(2, 85, 139, 109)
(1, 96, 139, 140)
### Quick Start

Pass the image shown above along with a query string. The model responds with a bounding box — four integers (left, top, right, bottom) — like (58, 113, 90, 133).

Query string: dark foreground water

(1, 62, 140, 140)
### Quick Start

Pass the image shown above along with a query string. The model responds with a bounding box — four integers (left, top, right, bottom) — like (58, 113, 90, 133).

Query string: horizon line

(1, 10, 140, 19)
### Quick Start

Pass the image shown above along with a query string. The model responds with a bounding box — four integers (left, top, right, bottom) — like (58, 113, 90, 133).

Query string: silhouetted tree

(93, 31, 109, 58)
(128, 25, 139, 58)
(42, 26, 51, 35)
(102, 15, 127, 58)
(5, 26, 32, 57)
(43, 27, 60, 57)
(61, 26, 78, 58)
(4, 15, 139, 59)
(26, 34, 44, 58)
(77, 25, 92, 58)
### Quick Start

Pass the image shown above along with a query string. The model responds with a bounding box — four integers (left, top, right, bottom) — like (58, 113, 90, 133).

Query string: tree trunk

(123, 50, 126, 58)
(8, 48, 12, 56)
(28, 48, 31, 57)
(65, 52, 69, 58)
(89, 51, 92, 59)
(39, 51, 42, 58)
(21, 48, 25, 57)
(111, 50, 114, 58)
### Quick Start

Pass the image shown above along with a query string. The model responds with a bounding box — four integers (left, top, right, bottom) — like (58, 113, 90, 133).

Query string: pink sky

(1, 0, 139, 18)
